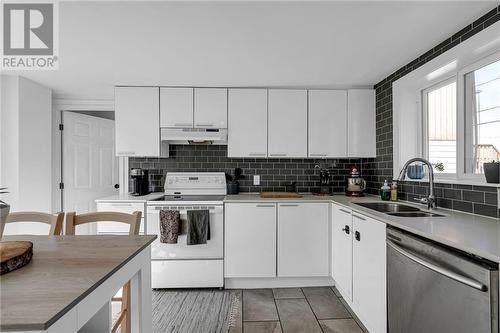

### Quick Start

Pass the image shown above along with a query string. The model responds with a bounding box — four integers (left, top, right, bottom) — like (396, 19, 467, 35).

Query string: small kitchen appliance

(147, 172, 226, 288)
(346, 165, 365, 197)
(130, 168, 150, 196)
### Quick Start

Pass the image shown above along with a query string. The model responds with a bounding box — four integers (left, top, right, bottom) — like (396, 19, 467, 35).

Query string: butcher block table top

(0, 235, 156, 332)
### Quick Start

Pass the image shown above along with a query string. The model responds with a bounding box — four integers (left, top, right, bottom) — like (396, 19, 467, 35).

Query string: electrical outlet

(253, 175, 260, 186)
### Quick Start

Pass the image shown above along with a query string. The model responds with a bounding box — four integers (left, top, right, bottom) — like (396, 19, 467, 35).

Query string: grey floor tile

(228, 290, 243, 333)
(338, 298, 368, 333)
(244, 321, 283, 333)
(272, 288, 304, 299)
(243, 289, 279, 322)
(331, 286, 342, 298)
(302, 287, 351, 320)
(319, 319, 364, 333)
(275, 298, 323, 333)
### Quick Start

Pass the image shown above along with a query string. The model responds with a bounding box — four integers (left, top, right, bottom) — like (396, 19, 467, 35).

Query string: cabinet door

(332, 205, 353, 301)
(347, 89, 376, 157)
(115, 87, 159, 157)
(227, 89, 268, 158)
(308, 90, 347, 158)
(194, 88, 227, 128)
(268, 89, 307, 158)
(352, 213, 386, 333)
(160, 87, 193, 128)
(224, 203, 276, 277)
(278, 203, 329, 277)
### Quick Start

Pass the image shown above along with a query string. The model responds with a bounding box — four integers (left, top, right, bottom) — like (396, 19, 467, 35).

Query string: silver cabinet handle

(174, 123, 192, 127)
(256, 204, 275, 208)
(195, 123, 214, 127)
(339, 208, 351, 214)
(353, 214, 366, 221)
(310, 153, 327, 157)
(249, 152, 266, 157)
(117, 151, 135, 155)
(280, 204, 299, 207)
(387, 240, 488, 292)
(109, 203, 132, 206)
(270, 153, 287, 157)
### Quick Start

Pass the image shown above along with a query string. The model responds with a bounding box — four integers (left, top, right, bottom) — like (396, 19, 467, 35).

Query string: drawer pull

(256, 204, 275, 208)
(339, 208, 351, 214)
(280, 204, 299, 207)
(353, 214, 366, 221)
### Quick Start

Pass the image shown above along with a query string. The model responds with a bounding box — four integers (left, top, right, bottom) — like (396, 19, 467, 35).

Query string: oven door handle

(387, 240, 488, 292)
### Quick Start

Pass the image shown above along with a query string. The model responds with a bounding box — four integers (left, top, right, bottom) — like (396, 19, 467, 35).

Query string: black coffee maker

(131, 168, 150, 196)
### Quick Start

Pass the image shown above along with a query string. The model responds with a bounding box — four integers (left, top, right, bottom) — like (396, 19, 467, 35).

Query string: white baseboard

(224, 276, 334, 289)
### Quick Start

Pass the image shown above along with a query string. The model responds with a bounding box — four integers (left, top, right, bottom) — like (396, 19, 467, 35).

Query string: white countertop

(225, 193, 500, 263)
(95, 192, 500, 262)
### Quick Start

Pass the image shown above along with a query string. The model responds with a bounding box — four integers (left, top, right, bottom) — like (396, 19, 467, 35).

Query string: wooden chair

(65, 211, 142, 333)
(1, 211, 64, 237)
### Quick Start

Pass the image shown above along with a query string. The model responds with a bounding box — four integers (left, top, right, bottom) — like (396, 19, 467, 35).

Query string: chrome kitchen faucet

(397, 158, 437, 209)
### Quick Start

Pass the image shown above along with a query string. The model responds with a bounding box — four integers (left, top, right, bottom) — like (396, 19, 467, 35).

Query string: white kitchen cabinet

(194, 88, 227, 128)
(308, 90, 347, 158)
(160, 87, 193, 128)
(224, 203, 277, 278)
(114, 86, 159, 157)
(332, 204, 353, 301)
(227, 89, 268, 158)
(277, 203, 329, 277)
(347, 89, 376, 157)
(268, 89, 308, 158)
(352, 212, 386, 333)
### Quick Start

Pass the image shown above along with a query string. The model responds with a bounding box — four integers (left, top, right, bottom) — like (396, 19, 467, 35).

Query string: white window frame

(457, 50, 500, 183)
(421, 77, 458, 180)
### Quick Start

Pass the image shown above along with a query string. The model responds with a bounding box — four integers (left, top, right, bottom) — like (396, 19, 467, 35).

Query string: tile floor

(152, 286, 366, 333)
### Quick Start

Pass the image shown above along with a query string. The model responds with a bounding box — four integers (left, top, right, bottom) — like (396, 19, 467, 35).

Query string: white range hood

(160, 128, 228, 145)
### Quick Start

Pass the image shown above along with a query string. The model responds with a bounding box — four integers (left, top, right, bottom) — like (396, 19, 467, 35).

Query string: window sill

(402, 178, 500, 188)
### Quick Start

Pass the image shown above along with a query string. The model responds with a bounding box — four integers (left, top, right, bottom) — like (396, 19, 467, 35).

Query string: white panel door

(160, 87, 193, 128)
(63, 112, 119, 233)
(115, 86, 159, 157)
(352, 213, 387, 333)
(308, 90, 347, 158)
(332, 205, 353, 301)
(228, 89, 268, 158)
(347, 89, 376, 157)
(224, 203, 276, 278)
(194, 88, 227, 128)
(277, 203, 329, 277)
(268, 89, 308, 158)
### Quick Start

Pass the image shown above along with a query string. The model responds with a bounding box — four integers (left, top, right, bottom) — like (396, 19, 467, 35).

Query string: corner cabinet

(277, 203, 329, 277)
(268, 89, 308, 158)
(332, 204, 386, 333)
(115, 87, 160, 157)
(347, 89, 376, 157)
(227, 89, 268, 158)
(224, 203, 277, 277)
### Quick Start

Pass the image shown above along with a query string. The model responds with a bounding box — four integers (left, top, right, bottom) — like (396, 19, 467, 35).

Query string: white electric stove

(146, 172, 226, 288)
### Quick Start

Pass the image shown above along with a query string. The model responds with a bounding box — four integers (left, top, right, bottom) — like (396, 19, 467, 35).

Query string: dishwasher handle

(387, 239, 488, 292)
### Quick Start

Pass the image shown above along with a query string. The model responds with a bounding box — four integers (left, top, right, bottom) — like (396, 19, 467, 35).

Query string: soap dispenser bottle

(381, 180, 390, 201)
(390, 181, 398, 201)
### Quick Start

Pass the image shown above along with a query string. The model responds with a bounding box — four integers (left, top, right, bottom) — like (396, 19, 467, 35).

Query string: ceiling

(6, 1, 498, 100)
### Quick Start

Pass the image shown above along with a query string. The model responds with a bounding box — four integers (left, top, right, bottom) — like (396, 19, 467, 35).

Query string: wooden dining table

(0, 234, 156, 333)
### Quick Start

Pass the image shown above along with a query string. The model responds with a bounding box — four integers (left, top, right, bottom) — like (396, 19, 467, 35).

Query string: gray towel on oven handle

(159, 210, 180, 244)
(186, 210, 210, 245)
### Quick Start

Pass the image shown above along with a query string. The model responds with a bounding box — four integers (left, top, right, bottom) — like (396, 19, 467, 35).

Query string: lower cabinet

(224, 203, 277, 278)
(332, 204, 386, 333)
(278, 203, 329, 277)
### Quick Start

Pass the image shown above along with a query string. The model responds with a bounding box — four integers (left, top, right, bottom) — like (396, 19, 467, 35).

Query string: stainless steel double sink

(354, 202, 444, 218)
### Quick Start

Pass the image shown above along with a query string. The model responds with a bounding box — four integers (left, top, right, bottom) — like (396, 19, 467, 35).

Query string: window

(423, 80, 457, 174)
(464, 59, 500, 174)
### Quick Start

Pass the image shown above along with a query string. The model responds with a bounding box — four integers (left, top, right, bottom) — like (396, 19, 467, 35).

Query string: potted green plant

(0, 188, 9, 228)
(484, 161, 500, 184)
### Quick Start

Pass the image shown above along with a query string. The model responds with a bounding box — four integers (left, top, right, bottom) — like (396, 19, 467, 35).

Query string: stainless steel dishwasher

(387, 227, 498, 333)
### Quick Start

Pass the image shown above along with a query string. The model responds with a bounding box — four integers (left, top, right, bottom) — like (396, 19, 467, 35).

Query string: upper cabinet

(194, 88, 227, 128)
(115, 86, 160, 157)
(347, 89, 376, 158)
(268, 89, 308, 158)
(308, 90, 347, 158)
(160, 87, 193, 128)
(228, 89, 268, 158)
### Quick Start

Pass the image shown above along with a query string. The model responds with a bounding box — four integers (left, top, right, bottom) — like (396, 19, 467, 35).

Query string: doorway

(60, 111, 119, 220)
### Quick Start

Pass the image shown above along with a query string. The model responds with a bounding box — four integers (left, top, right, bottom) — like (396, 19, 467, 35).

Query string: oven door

(147, 203, 223, 260)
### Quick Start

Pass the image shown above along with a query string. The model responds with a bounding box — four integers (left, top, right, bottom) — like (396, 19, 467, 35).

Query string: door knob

(342, 225, 350, 234)
(355, 231, 361, 241)
(114, 184, 120, 189)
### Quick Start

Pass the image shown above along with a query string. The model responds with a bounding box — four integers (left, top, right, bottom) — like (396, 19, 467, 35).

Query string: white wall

(0, 75, 52, 218)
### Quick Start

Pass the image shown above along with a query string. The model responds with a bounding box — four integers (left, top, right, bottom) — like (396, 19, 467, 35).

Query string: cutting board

(260, 192, 303, 198)
(0, 241, 33, 275)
